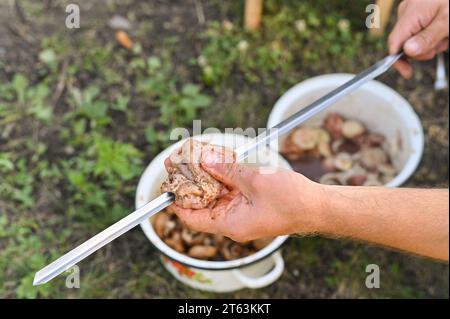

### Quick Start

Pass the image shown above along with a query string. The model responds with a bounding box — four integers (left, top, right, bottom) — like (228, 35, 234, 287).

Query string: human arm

(168, 152, 449, 261)
(318, 185, 449, 261)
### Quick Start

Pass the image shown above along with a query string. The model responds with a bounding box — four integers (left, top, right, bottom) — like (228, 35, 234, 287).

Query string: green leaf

(144, 126, 157, 144)
(38, 49, 57, 68)
(70, 87, 83, 107)
(111, 95, 129, 111)
(147, 56, 162, 71)
(12, 184, 34, 208)
(29, 105, 53, 122)
(181, 84, 200, 96)
(11, 74, 28, 103)
(80, 101, 108, 120)
(0, 215, 8, 237)
(83, 86, 101, 103)
(67, 170, 86, 188)
(0, 156, 14, 172)
(16, 272, 50, 299)
(93, 136, 142, 180)
(130, 57, 146, 70)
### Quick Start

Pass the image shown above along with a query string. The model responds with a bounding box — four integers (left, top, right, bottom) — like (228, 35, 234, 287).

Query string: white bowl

(135, 133, 292, 292)
(267, 74, 424, 187)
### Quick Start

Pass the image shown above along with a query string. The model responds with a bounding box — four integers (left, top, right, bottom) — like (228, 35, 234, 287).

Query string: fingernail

(404, 38, 421, 55)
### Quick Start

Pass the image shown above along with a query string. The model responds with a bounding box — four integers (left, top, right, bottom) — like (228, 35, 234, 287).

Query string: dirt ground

(0, 0, 448, 298)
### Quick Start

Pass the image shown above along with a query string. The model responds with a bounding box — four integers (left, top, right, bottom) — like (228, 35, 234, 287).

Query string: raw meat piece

(161, 139, 235, 209)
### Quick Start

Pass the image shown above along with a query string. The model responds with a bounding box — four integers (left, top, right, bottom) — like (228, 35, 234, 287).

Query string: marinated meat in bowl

(151, 209, 273, 261)
(281, 112, 397, 186)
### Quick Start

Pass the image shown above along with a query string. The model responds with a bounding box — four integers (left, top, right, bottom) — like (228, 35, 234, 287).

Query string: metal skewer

(434, 53, 448, 91)
(235, 52, 404, 161)
(33, 192, 175, 285)
(33, 52, 403, 286)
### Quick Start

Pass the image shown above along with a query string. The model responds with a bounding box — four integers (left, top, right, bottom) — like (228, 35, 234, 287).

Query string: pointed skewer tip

(33, 272, 44, 286)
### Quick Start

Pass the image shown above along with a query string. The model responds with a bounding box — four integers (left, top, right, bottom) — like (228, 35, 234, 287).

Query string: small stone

(222, 20, 234, 31)
(337, 19, 350, 32)
(108, 15, 132, 30)
(237, 40, 249, 52)
(295, 20, 307, 33)
(64, 146, 75, 155)
(197, 55, 207, 67)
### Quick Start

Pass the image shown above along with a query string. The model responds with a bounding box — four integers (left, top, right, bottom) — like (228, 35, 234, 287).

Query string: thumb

(403, 17, 448, 57)
(201, 150, 256, 190)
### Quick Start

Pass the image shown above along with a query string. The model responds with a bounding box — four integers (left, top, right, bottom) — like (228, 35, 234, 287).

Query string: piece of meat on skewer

(161, 139, 235, 209)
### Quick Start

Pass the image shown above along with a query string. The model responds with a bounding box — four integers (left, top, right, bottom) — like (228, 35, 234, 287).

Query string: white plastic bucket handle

(232, 251, 284, 289)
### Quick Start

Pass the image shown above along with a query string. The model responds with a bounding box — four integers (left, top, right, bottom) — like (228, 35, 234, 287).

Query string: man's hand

(388, 0, 449, 79)
(166, 148, 449, 260)
(167, 150, 325, 242)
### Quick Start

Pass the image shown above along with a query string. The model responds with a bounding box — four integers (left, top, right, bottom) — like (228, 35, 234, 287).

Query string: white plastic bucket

(267, 74, 424, 187)
(135, 133, 291, 292)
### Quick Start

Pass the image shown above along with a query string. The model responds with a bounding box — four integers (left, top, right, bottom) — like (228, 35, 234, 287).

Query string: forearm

(312, 185, 449, 260)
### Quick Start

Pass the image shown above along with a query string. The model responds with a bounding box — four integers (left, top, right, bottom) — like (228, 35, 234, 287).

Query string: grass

(0, 0, 448, 298)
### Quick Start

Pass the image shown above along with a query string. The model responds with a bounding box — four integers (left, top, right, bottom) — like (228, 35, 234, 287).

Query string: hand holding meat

(165, 141, 321, 242)
(162, 139, 448, 260)
(161, 139, 235, 209)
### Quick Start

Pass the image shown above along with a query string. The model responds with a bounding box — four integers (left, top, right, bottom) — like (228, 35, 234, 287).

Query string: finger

(169, 190, 244, 235)
(164, 158, 172, 169)
(413, 49, 438, 61)
(213, 189, 243, 213)
(436, 37, 449, 53)
(388, 3, 421, 54)
(201, 150, 257, 191)
(168, 204, 218, 233)
(218, 187, 230, 197)
(396, 0, 407, 17)
(209, 190, 247, 234)
(403, 16, 449, 57)
(393, 59, 413, 79)
(412, 38, 448, 60)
